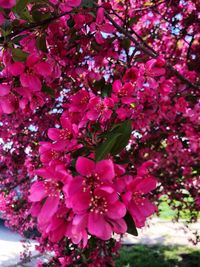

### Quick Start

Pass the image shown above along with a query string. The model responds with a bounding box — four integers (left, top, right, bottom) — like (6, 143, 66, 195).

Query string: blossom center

(132, 191, 145, 206)
(59, 129, 72, 140)
(51, 150, 60, 160)
(89, 196, 108, 214)
(82, 173, 101, 192)
(44, 181, 61, 197)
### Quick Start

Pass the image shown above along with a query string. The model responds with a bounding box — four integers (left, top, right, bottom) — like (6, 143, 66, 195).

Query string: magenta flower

(123, 176, 157, 227)
(18, 54, 52, 92)
(39, 141, 65, 164)
(64, 156, 115, 205)
(70, 189, 127, 240)
(69, 90, 89, 113)
(113, 80, 135, 104)
(0, 84, 17, 114)
(86, 96, 114, 121)
(48, 116, 78, 146)
(137, 57, 166, 89)
(29, 164, 71, 225)
(63, 157, 127, 240)
(39, 205, 73, 243)
(90, 8, 115, 44)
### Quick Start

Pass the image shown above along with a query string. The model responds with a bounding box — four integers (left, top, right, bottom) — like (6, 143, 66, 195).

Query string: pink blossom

(29, 164, 71, 225)
(0, 0, 16, 8)
(86, 96, 114, 121)
(71, 190, 127, 240)
(123, 176, 157, 227)
(7, 62, 25, 76)
(48, 117, 78, 146)
(90, 8, 115, 44)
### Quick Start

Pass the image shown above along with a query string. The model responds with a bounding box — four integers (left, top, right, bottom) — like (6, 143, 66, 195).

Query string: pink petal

(0, 0, 16, 8)
(0, 12, 4, 26)
(20, 73, 29, 87)
(96, 159, 115, 181)
(29, 181, 46, 202)
(109, 218, 127, 234)
(76, 157, 95, 176)
(38, 196, 59, 224)
(26, 54, 40, 67)
(0, 97, 15, 114)
(67, 0, 81, 7)
(28, 74, 42, 91)
(150, 67, 165, 77)
(71, 192, 90, 213)
(95, 31, 104, 44)
(99, 185, 114, 193)
(60, 117, 72, 129)
(112, 80, 122, 93)
(129, 199, 157, 227)
(96, 7, 104, 25)
(134, 176, 157, 194)
(106, 201, 126, 219)
(48, 128, 61, 141)
(100, 23, 115, 33)
(34, 62, 52, 77)
(8, 62, 25, 76)
(88, 212, 112, 240)
(63, 176, 83, 199)
(29, 202, 42, 216)
(49, 223, 66, 242)
(0, 84, 10, 96)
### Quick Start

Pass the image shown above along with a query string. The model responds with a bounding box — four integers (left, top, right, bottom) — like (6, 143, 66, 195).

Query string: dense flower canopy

(0, 0, 199, 266)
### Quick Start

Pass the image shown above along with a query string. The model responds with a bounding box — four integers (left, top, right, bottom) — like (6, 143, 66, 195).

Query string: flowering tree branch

(103, 9, 200, 90)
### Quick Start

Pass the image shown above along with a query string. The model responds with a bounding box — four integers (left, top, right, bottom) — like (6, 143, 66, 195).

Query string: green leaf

(12, 34, 28, 44)
(121, 38, 131, 50)
(124, 212, 138, 236)
(67, 18, 75, 28)
(42, 84, 55, 97)
(80, 0, 98, 8)
(128, 16, 140, 26)
(72, 147, 90, 157)
(31, 9, 52, 22)
(102, 84, 112, 97)
(36, 34, 48, 53)
(110, 120, 132, 155)
(15, 0, 30, 14)
(95, 133, 122, 162)
(12, 48, 28, 62)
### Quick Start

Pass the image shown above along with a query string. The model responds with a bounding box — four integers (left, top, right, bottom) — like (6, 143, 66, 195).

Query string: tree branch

(0, 10, 71, 43)
(103, 9, 200, 90)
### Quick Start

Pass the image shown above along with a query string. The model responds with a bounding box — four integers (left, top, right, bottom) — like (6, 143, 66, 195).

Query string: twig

(0, 11, 71, 43)
(103, 9, 200, 90)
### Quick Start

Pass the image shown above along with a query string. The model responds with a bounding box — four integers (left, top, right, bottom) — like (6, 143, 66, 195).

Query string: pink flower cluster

(0, 0, 199, 265)
(29, 155, 157, 245)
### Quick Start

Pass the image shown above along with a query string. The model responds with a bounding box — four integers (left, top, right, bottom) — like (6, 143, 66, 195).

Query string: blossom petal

(96, 7, 104, 25)
(0, 84, 10, 96)
(106, 201, 126, 219)
(76, 157, 95, 176)
(135, 176, 157, 194)
(38, 196, 59, 224)
(88, 212, 112, 240)
(96, 159, 115, 181)
(109, 218, 127, 234)
(48, 128, 61, 141)
(29, 181, 46, 202)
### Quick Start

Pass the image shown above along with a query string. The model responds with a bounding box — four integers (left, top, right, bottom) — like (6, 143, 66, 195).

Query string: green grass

(115, 245, 200, 267)
(157, 195, 200, 220)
